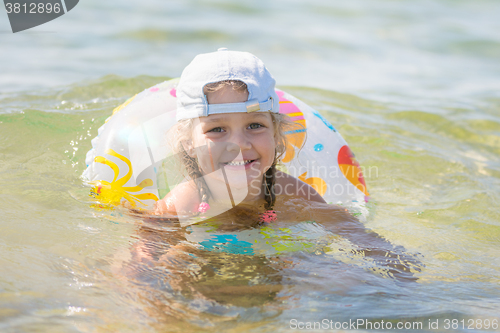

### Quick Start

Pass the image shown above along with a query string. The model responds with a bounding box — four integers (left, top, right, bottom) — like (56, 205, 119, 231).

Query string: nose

(226, 130, 251, 152)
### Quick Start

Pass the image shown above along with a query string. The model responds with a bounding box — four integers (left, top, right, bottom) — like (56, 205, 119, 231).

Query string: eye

(207, 127, 224, 133)
(248, 123, 264, 130)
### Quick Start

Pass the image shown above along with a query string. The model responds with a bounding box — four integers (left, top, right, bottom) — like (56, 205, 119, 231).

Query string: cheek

(260, 136, 276, 165)
(194, 147, 212, 173)
(194, 141, 225, 174)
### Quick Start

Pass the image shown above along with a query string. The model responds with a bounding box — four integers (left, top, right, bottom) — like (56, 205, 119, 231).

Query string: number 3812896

(5, 2, 61, 14)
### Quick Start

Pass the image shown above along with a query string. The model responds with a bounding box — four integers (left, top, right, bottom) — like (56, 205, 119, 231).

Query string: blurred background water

(1, 0, 500, 332)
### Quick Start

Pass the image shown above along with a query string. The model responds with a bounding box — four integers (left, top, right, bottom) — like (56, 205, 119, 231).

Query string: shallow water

(1, 0, 500, 332)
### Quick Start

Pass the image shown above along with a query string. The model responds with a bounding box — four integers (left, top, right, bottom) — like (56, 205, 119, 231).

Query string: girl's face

(187, 86, 276, 197)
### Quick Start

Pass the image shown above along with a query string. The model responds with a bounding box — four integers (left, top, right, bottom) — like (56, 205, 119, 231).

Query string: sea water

(1, 0, 500, 332)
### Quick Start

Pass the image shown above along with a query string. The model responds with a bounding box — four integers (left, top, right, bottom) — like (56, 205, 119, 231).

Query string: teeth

(226, 160, 252, 166)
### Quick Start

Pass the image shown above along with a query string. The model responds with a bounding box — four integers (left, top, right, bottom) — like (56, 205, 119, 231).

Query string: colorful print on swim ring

(82, 78, 369, 218)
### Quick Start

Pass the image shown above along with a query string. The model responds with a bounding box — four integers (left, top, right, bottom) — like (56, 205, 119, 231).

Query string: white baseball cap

(176, 48, 280, 122)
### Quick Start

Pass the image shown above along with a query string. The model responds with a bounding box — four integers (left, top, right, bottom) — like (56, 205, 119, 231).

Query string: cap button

(217, 47, 228, 51)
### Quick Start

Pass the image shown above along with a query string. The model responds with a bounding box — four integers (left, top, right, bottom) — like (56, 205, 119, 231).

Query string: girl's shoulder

(154, 179, 200, 215)
(274, 170, 326, 203)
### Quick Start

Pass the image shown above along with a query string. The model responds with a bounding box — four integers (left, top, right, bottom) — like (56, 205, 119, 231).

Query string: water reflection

(108, 197, 422, 328)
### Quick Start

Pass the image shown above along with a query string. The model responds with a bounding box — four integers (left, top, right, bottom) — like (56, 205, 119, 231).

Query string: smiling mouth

(223, 159, 256, 166)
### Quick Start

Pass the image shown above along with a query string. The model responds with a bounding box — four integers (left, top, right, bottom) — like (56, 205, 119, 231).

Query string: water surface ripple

(1, 0, 500, 332)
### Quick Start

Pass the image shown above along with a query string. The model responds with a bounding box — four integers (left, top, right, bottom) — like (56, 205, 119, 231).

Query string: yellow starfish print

(89, 149, 158, 208)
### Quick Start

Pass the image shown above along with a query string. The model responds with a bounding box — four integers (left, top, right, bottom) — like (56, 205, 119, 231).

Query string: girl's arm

(274, 170, 326, 203)
(154, 180, 201, 215)
(307, 202, 422, 282)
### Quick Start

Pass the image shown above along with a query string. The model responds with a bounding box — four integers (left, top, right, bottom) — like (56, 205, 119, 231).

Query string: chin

(223, 173, 252, 189)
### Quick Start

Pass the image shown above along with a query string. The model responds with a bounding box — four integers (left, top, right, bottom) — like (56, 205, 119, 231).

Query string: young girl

(154, 49, 325, 220)
(109, 50, 421, 325)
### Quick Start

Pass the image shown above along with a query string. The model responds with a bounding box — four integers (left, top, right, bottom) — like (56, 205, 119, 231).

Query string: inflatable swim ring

(82, 79, 369, 218)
